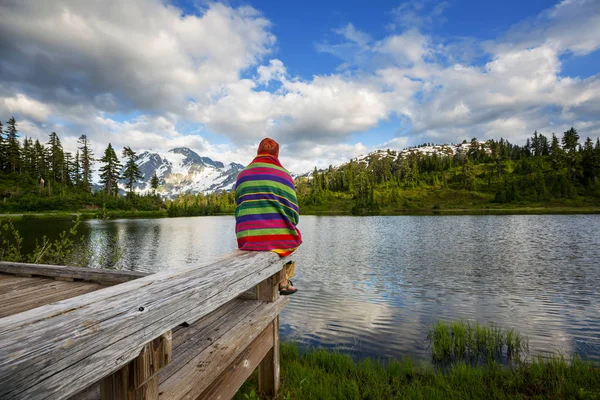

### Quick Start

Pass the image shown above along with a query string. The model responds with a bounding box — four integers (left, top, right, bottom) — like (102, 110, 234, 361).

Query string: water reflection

(9, 215, 600, 362)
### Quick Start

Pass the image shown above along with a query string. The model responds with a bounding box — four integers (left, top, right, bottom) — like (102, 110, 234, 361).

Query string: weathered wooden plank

(158, 296, 289, 400)
(0, 279, 89, 304)
(199, 322, 274, 400)
(0, 251, 287, 400)
(258, 316, 280, 396)
(159, 299, 263, 384)
(0, 276, 57, 295)
(171, 300, 240, 351)
(100, 332, 171, 400)
(0, 283, 103, 318)
(0, 262, 148, 285)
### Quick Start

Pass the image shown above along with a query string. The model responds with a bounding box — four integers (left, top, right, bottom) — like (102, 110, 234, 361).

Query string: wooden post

(259, 316, 280, 396)
(256, 266, 285, 397)
(100, 331, 171, 400)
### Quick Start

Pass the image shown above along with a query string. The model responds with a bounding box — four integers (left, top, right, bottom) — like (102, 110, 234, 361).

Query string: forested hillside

(1, 115, 599, 216)
(169, 128, 600, 216)
(0, 117, 163, 213)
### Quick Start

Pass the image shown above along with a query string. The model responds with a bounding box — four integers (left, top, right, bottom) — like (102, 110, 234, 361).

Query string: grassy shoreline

(2, 206, 600, 220)
(0, 209, 169, 221)
(234, 321, 600, 399)
(234, 342, 600, 399)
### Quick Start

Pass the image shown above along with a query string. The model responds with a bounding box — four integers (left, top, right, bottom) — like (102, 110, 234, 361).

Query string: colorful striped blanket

(235, 154, 302, 257)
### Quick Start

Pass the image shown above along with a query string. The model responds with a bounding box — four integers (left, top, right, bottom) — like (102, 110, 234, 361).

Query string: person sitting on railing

(234, 138, 301, 296)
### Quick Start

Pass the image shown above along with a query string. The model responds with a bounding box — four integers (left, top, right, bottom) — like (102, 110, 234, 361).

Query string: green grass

(0, 209, 168, 221)
(235, 322, 600, 400)
(428, 320, 528, 365)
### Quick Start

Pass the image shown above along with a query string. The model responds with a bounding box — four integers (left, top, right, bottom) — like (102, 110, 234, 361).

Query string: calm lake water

(10, 215, 600, 362)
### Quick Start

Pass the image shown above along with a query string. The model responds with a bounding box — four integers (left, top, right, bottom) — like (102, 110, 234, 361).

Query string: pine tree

(5, 117, 21, 173)
(582, 137, 596, 185)
(78, 135, 94, 193)
(63, 152, 74, 186)
(0, 120, 5, 171)
(21, 138, 34, 176)
(150, 172, 160, 195)
(562, 128, 581, 181)
(33, 140, 46, 180)
(562, 127, 580, 153)
(47, 132, 64, 183)
(73, 150, 82, 186)
(550, 133, 563, 171)
(98, 143, 122, 196)
(122, 146, 142, 196)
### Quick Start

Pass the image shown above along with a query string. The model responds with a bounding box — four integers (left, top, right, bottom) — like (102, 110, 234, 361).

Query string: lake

(9, 215, 600, 362)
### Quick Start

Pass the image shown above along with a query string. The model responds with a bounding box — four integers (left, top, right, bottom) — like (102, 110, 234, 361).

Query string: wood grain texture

(159, 299, 263, 384)
(258, 316, 280, 396)
(199, 322, 274, 400)
(0, 282, 103, 318)
(0, 251, 288, 400)
(158, 296, 289, 400)
(0, 262, 148, 285)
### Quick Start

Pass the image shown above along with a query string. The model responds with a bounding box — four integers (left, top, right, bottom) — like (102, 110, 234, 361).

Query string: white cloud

(334, 23, 372, 47)
(257, 59, 287, 84)
(0, 94, 51, 121)
(1, 0, 600, 175)
(0, 0, 275, 113)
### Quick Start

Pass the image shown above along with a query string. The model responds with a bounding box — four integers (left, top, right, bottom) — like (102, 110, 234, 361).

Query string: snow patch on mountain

(119, 148, 244, 198)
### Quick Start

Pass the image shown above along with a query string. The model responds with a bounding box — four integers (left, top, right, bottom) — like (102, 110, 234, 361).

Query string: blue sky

(0, 0, 599, 173)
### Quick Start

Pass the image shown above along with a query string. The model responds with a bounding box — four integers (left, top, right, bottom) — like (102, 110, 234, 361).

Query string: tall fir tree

(63, 152, 74, 186)
(73, 150, 82, 186)
(0, 120, 5, 171)
(78, 135, 94, 193)
(21, 138, 34, 176)
(5, 117, 21, 173)
(550, 133, 564, 171)
(33, 140, 46, 180)
(47, 132, 65, 183)
(581, 137, 596, 185)
(150, 172, 160, 195)
(122, 146, 142, 196)
(98, 144, 122, 196)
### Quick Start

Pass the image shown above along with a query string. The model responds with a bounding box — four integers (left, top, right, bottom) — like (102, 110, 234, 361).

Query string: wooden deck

(0, 274, 105, 318)
(0, 253, 290, 400)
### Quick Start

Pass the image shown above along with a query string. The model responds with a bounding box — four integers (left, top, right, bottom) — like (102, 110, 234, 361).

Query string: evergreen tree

(150, 172, 160, 195)
(562, 127, 580, 153)
(63, 152, 74, 186)
(550, 133, 563, 171)
(78, 135, 94, 193)
(461, 156, 476, 190)
(562, 128, 580, 181)
(21, 138, 34, 176)
(33, 140, 46, 180)
(0, 120, 5, 171)
(5, 117, 21, 173)
(73, 150, 82, 186)
(581, 137, 596, 185)
(98, 143, 122, 196)
(122, 146, 142, 196)
(47, 132, 64, 183)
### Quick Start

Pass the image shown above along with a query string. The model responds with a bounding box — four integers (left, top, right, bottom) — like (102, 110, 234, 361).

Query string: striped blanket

(235, 154, 302, 257)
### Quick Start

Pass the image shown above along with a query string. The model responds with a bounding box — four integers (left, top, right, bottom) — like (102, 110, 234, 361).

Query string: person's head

(257, 138, 279, 158)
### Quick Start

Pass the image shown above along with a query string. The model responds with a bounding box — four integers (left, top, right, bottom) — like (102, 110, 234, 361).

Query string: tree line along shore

(0, 116, 599, 217)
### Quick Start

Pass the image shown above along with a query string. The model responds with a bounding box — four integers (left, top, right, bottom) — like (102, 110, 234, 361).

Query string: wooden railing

(0, 250, 288, 399)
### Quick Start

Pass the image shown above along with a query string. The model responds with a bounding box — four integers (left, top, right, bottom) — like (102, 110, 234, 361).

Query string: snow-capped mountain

(351, 140, 489, 166)
(120, 148, 244, 198)
(295, 141, 488, 179)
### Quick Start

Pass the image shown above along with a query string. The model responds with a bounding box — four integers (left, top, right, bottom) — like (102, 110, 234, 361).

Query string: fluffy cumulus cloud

(0, 0, 599, 174)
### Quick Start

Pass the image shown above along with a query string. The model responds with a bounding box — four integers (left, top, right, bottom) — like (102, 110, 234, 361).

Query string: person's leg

(279, 261, 297, 294)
